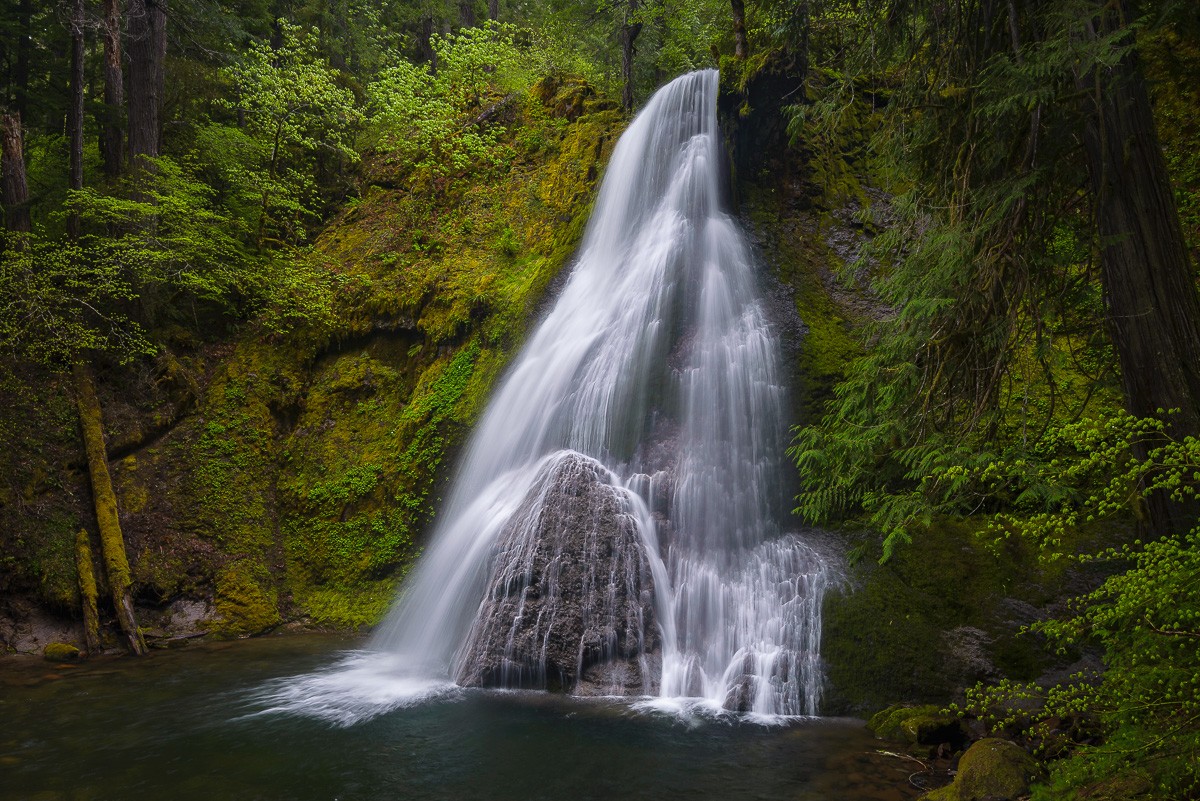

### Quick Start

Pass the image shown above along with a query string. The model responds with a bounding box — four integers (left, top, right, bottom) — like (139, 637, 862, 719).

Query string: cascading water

(362, 69, 831, 717)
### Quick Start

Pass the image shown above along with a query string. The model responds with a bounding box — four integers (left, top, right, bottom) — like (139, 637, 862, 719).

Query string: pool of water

(0, 635, 921, 801)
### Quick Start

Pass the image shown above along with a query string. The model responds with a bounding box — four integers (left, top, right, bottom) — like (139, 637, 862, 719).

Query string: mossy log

(74, 528, 102, 654)
(73, 363, 147, 655)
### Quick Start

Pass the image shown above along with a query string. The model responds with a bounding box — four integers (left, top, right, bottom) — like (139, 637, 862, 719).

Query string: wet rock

(921, 738, 1038, 801)
(456, 451, 660, 694)
(942, 626, 1001, 683)
(1, 601, 82, 656)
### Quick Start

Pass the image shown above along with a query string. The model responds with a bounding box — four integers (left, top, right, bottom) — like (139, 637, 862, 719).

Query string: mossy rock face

(43, 642, 81, 662)
(212, 562, 281, 637)
(922, 738, 1037, 801)
(0, 77, 625, 643)
(820, 518, 1065, 714)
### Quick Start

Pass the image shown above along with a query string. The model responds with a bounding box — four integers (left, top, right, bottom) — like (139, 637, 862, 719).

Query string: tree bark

(101, 0, 125, 178)
(67, 0, 85, 239)
(731, 0, 749, 59)
(460, 0, 477, 28)
(488, 0, 498, 21)
(75, 529, 103, 655)
(620, 0, 643, 113)
(1, 112, 30, 234)
(11, 0, 32, 117)
(127, 0, 168, 167)
(419, 16, 439, 73)
(73, 363, 147, 656)
(1081, 5, 1200, 532)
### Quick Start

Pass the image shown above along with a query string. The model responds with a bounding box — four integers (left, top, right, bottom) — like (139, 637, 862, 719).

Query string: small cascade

(370, 69, 832, 716)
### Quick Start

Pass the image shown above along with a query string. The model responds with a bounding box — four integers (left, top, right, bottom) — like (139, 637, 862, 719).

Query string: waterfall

(370, 69, 830, 717)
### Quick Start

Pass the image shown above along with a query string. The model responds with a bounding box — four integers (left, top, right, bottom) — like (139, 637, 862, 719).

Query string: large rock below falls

(456, 451, 661, 694)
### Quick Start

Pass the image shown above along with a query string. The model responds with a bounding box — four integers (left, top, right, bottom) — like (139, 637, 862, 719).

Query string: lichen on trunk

(74, 528, 102, 654)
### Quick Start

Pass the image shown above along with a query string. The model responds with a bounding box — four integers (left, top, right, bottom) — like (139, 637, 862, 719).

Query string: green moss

(822, 518, 1055, 714)
(212, 560, 281, 637)
(0, 75, 623, 639)
(22, 513, 80, 610)
(739, 178, 862, 419)
(43, 642, 81, 662)
(297, 582, 397, 629)
(868, 704, 942, 739)
(0, 370, 83, 608)
(924, 738, 1037, 801)
(268, 86, 619, 626)
(1036, 770, 1153, 801)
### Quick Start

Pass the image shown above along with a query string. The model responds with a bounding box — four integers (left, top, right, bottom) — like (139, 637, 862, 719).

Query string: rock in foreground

(456, 451, 660, 694)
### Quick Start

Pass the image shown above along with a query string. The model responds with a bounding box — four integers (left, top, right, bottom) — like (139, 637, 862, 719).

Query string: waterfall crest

(370, 69, 830, 716)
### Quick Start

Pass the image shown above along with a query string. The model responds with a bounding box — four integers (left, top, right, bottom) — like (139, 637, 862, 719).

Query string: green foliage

(70, 160, 252, 310)
(0, 234, 150, 366)
(788, 1, 1133, 559)
(913, 414, 1200, 797)
(365, 22, 540, 179)
(221, 20, 363, 247)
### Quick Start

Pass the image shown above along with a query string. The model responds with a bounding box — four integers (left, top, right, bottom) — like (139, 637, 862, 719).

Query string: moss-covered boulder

(922, 738, 1037, 801)
(43, 642, 81, 662)
(869, 704, 967, 748)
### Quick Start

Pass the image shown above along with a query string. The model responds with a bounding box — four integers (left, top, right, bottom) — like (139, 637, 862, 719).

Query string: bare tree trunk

(419, 16, 439, 73)
(67, 0, 85, 239)
(1, 112, 30, 234)
(75, 529, 103, 655)
(11, 0, 32, 117)
(488, 0, 498, 21)
(731, 0, 749, 59)
(127, 0, 167, 167)
(460, 0, 477, 28)
(620, 0, 643, 113)
(1081, 4, 1200, 533)
(101, 0, 125, 178)
(73, 363, 147, 656)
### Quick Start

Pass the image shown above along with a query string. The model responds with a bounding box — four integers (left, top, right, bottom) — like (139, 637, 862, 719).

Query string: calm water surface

(0, 635, 918, 801)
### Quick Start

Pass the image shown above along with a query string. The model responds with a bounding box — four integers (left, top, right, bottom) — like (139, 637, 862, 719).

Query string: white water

(324, 69, 830, 719)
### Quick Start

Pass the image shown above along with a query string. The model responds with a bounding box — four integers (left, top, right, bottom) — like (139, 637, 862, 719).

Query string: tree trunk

(11, 0, 32, 117)
(731, 0, 749, 59)
(419, 16, 439, 73)
(67, 0, 85, 239)
(75, 529, 103, 655)
(1, 112, 30, 234)
(488, 0, 498, 21)
(101, 0, 124, 178)
(73, 363, 147, 656)
(460, 0, 477, 28)
(620, 0, 643, 113)
(127, 0, 168, 167)
(1081, 6, 1200, 533)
